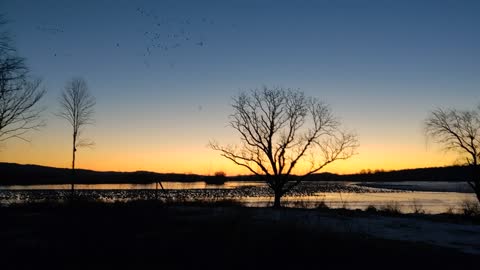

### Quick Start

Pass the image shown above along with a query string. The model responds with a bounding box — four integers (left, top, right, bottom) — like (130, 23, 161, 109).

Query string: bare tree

(58, 78, 95, 194)
(210, 87, 358, 208)
(0, 15, 45, 143)
(425, 105, 480, 202)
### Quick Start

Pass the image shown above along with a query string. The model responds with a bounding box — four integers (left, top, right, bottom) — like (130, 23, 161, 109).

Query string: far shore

(0, 162, 474, 186)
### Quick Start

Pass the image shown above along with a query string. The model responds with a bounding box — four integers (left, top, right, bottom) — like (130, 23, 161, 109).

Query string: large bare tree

(58, 78, 95, 194)
(210, 87, 358, 208)
(0, 15, 45, 143)
(425, 105, 480, 202)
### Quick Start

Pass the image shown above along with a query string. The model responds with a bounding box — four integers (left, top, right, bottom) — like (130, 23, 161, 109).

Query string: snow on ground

(236, 208, 480, 255)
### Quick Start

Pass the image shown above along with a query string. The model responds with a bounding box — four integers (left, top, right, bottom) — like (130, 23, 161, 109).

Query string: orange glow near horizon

(0, 112, 461, 176)
(1, 134, 459, 176)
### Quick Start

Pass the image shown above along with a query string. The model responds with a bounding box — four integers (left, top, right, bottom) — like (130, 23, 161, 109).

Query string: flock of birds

(34, 6, 223, 68)
(135, 7, 213, 67)
(0, 182, 398, 205)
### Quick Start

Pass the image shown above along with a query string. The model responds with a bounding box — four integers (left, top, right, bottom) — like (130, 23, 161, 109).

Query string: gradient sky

(0, 0, 479, 175)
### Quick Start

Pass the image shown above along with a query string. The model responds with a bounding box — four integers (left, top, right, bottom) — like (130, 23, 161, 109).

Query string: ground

(0, 201, 478, 270)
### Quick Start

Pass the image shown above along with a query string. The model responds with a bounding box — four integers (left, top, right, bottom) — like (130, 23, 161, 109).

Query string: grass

(411, 199, 426, 215)
(315, 199, 329, 210)
(379, 201, 402, 214)
(365, 204, 378, 213)
(430, 200, 480, 223)
(460, 199, 480, 217)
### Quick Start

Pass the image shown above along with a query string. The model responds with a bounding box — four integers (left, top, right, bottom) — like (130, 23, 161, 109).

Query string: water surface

(0, 181, 476, 214)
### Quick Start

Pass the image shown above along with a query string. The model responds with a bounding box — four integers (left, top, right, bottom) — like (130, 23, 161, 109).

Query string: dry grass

(411, 199, 426, 215)
(379, 201, 402, 215)
(460, 200, 480, 217)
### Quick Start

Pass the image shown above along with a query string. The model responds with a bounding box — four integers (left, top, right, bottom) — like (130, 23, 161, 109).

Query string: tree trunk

(473, 181, 480, 203)
(71, 134, 76, 199)
(273, 190, 282, 208)
(472, 163, 480, 204)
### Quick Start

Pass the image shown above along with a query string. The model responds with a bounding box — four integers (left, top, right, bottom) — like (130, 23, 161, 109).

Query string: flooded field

(0, 181, 476, 214)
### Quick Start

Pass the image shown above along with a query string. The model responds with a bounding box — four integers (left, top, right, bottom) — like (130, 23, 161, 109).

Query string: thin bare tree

(0, 15, 45, 143)
(58, 78, 95, 194)
(210, 87, 358, 208)
(425, 105, 480, 202)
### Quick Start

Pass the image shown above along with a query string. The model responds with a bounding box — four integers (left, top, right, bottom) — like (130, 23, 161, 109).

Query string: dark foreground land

(0, 201, 478, 270)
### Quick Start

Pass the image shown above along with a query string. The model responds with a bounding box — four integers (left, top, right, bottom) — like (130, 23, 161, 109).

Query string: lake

(0, 181, 476, 214)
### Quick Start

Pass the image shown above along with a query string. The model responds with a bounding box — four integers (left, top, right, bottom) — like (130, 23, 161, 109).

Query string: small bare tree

(0, 15, 45, 143)
(210, 87, 358, 208)
(425, 105, 480, 202)
(58, 78, 95, 194)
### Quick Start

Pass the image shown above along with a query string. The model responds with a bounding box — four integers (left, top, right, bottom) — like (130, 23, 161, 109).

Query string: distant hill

(328, 166, 473, 182)
(0, 163, 204, 185)
(0, 162, 474, 185)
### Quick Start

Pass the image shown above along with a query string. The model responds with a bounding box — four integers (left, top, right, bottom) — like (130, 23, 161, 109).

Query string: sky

(0, 0, 479, 175)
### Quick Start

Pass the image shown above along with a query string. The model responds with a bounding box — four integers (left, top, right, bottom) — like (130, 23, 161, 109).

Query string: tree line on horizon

(1, 15, 479, 206)
(0, 162, 473, 186)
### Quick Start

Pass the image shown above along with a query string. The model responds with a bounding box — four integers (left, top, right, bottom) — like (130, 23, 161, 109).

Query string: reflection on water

(359, 181, 472, 193)
(244, 192, 476, 214)
(0, 181, 476, 214)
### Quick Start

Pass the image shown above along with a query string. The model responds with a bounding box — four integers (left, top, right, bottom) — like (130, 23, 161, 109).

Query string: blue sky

(1, 0, 479, 174)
